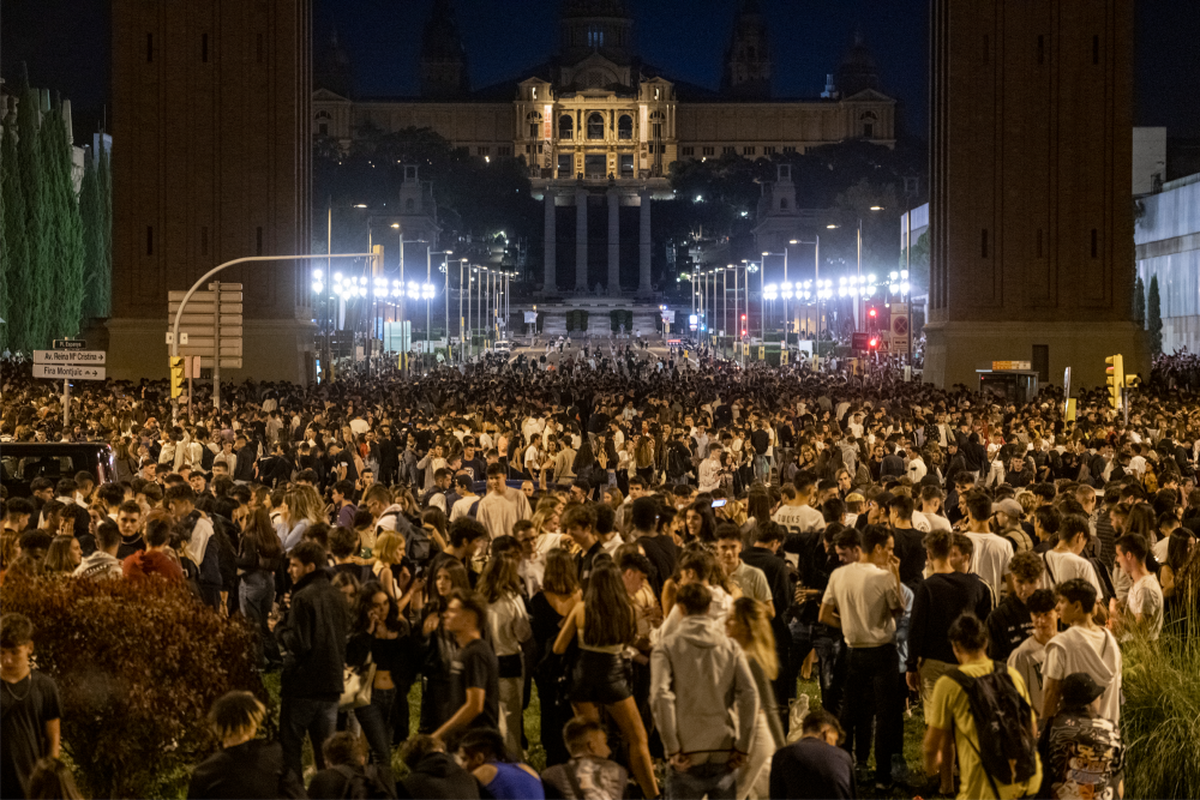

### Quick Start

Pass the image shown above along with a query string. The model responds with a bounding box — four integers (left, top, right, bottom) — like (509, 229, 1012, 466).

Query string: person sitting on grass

(541, 715, 629, 800)
(306, 731, 397, 800)
(187, 690, 304, 799)
(455, 727, 545, 800)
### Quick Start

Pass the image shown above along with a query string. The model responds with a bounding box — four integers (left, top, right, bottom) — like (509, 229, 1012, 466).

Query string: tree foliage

(0, 576, 264, 799)
(1148, 274, 1163, 355)
(1, 121, 28, 353)
(0, 66, 97, 351)
(80, 137, 112, 319)
(314, 125, 541, 270)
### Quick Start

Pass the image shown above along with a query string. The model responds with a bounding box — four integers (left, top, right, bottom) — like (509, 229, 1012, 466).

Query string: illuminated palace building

(313, 0, 896, 295)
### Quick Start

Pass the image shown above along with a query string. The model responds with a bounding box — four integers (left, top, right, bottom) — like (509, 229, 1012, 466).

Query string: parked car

(0, 442, 117, 498)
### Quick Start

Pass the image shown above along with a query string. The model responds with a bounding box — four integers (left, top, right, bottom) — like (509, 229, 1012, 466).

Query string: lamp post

(426, 249, 453, 358)
(457, 258, 468, 363)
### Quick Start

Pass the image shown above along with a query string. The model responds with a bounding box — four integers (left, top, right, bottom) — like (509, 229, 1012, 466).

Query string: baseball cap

(1060, 672, 1105, 708)
(992, 498, 1023, 519)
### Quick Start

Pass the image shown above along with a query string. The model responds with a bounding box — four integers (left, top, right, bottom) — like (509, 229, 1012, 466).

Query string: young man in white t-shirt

(819, 525, 905, 790)
(1007, 588, 1058, 716)
(771, 474, 825, 535)
(1112, 533, 1164, 641)
(1042, 512, 1102, 597)
(961, 491, 1013, 604)
(1042, 578, 1122, 726)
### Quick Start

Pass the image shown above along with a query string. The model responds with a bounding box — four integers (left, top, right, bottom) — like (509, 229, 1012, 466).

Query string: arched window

(780, 198, 789, 210)
(617, 114, 633, 140)
(405, 198, 415, 212)
(587, 112, 604, 140)
(559, 115, 574, 140)
(649, 111, 665, 140)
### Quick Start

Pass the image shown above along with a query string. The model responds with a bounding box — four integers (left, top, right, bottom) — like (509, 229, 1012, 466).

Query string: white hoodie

(1043, 625, 1122, 724)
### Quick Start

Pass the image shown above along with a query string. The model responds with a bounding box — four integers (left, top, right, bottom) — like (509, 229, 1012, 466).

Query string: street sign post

(32, 364, 106, 380)
(168, 282, 244, 410)
(34, 345, 108, 427)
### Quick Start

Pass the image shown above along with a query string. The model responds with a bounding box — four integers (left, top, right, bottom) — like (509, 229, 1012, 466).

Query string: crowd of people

(3, 348, 1199, 800)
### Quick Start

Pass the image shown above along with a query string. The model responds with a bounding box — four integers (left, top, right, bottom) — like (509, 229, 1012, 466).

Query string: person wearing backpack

(307, 731, 398, 800)
(923, 613, 1042, 800)
(1036, 673, 1125, 800)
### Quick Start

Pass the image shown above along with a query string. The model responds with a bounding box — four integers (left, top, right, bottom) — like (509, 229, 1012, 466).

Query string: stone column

(607, 186, 620, 292)
(575, 186, 588, 291)
(638, 187, 652, 294)
(543, 188, 557, 293)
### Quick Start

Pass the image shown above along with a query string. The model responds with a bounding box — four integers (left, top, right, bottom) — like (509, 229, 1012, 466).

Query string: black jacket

(402, 752, 480, 800)
(187, 739, 305, 799)
(277, 569, 349, 700)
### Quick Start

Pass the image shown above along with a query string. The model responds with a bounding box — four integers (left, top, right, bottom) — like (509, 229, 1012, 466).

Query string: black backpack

(947, 662, 1038, 798)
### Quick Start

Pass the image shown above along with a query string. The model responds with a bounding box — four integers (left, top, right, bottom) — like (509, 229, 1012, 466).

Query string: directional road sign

(34, 350, 107, 365)
(53, 339, 86, 350)
(33, 364, 106, 380)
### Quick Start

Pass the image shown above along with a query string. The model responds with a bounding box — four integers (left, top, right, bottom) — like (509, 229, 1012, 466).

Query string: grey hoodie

(650, 613, 759, 761)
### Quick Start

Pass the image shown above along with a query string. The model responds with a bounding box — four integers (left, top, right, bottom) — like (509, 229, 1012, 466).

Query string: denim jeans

(843, 643, 901, 784)
(239, 570, 279, 667)
(355, 687, 396, 766)
(666, 761, 738, 800)
(813, 630, 847, 719)
(280, 696, 338, 780)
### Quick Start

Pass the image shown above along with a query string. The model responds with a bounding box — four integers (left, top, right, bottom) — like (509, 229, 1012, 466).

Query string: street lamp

(427, 249, 453, 359)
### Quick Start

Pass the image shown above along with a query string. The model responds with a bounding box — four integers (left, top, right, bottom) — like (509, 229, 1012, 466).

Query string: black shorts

(570, 649, 631, 705)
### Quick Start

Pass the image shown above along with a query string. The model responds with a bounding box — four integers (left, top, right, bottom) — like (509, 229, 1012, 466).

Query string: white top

(964, 532, 1013, 603)
(772, 504, 826, 535)
(1043, 626, 1122, 724)
(1124, 573, 1164, 641)
(1041, 550, 1101, 596)
(1007, 635, 1048, 715)
(822, 561, 900, 648)
(486, 592, 529, 657)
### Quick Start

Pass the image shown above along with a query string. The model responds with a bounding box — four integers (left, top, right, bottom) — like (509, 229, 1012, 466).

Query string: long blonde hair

(731, 597, 778, 680)
(283, 484, 324, 526)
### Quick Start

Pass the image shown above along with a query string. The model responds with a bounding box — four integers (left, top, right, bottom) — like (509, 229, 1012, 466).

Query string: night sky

(2, 0, 1198, 144)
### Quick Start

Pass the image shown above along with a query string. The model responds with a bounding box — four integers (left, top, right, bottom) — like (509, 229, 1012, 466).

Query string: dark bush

(0, 575, 264, 798)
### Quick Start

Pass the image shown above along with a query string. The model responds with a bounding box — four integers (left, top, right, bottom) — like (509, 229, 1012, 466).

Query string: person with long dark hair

(477, 552, 531, 758)
(236, 508, 284, 668)
(346, 581, 409, 767)
(554, 559, 658, 798)
(418, 560, 472, 733)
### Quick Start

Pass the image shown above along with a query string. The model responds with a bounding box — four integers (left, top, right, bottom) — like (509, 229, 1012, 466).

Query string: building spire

(721, 0, 771, 99)
(420, 0, 470, 99)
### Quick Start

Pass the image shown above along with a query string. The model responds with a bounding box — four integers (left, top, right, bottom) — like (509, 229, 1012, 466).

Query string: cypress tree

(79, 142, 101, 319)
(95, 137, 112, 317)
(40, 98, 86, 338)
(2, 101, 31, 352)
(17, 67, 53, 349)
(1148, 274, 1163, 356)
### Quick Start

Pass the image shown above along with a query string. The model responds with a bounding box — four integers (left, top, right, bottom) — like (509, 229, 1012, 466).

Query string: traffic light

(1105, 354, 1124, 410)
(868, 336, 879, 350)
(169, 356, 185, 398)
(740, 314, 747, 338)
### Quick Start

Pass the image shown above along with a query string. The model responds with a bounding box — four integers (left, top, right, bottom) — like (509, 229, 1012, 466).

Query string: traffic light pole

(170, 252, 376, 424)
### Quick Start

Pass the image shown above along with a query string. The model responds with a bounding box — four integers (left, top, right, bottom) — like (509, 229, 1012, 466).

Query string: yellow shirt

(929, 659, 1043, 800)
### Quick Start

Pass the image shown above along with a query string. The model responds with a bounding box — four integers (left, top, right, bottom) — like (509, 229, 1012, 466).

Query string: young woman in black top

(418, 559, 471, 733)
(346, 581, 409, 766)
